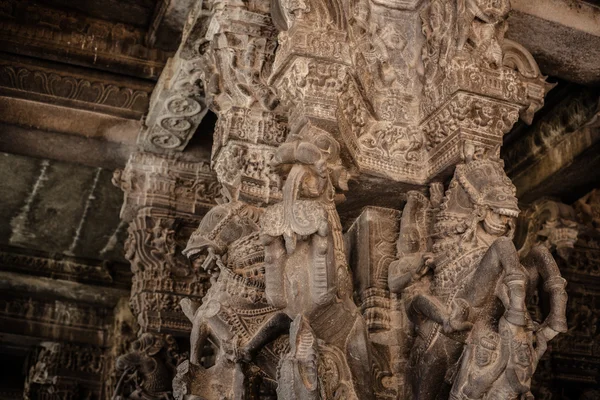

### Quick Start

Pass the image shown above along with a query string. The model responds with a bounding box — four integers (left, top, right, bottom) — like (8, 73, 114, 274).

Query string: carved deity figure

(422, 0, 511, 84)
(457, 0, 510, 68)
(395, 157, 568, 400)
(259, 134, 374, 399)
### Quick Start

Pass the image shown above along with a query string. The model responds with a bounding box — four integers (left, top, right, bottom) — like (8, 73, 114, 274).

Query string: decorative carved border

(0, 248, 120, 285)
(0, 55, 152, 119)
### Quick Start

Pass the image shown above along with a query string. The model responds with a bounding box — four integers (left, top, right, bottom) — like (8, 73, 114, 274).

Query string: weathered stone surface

(0, 53, 153, 120)
(0, 0, 169, 80)
(146, 0, 196, 51)
(6, 0, 600, 399)
(503, 86, 600, 203)
(0, 152, 127, 262)
(508, 0, 600, 85)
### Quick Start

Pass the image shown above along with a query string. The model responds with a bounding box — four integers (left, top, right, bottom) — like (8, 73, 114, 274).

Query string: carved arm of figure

(408, 292, 473, 334)
(397, 253, 472, 334)
(521, 245, 568, 362)
(388, 252, 432, 294)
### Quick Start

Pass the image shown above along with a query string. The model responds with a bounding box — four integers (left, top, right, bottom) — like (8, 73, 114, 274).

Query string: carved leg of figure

(239, 312, 291, 362)
(408, 294, 448, 326)
(345, 315, 376, 400)
(262, 234, 288, 309)
(408, 294, 472, 333)
(450, 324, 509, 400)
(190, 319, 211, 365)
(408, 331, 464, 400)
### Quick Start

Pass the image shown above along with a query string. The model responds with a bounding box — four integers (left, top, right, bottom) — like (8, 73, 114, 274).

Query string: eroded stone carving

(113, 333, 180, 400)
(24, 342, 104, 400)
(386, 157, 567, 399)
(179, 0, 287, 203)
(259, 136, 373, 400)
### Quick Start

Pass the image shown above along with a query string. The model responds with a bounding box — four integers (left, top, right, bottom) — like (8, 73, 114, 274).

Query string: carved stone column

(185, 0, 287, 204)
(112, 152, 219, 399)
(160, 1, 567, 399)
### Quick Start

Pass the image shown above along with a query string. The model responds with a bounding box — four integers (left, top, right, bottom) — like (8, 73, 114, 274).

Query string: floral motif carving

(0, 61, 150, 118)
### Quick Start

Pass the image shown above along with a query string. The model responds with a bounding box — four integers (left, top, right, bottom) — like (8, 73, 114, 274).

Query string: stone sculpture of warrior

(397, 156, 567, 400)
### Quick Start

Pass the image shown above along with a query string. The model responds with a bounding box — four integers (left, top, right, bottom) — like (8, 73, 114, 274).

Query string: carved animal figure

(113, 333, 175, 400)
(175, 200, 287, 399)
(402, 158, 567, 400)
(259, 134, 374, 400)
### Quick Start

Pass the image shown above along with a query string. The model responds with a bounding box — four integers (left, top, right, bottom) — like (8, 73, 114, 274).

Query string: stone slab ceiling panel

(0, 152, 127, 263)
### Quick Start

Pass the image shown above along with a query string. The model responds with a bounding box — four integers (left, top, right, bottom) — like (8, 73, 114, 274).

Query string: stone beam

(0, 0, 169, 80)
(0, 271, 128, 307)
(503, 86, 600, 202)
(146, 0, 196, 51)
(0, 123, 137, 170)
(0, 53, 153, 120)
(137, 54, 209, 152)
(508, 0, 600, 85)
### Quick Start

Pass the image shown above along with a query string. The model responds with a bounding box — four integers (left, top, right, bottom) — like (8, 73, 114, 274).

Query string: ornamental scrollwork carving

(124, 210, 210, 334)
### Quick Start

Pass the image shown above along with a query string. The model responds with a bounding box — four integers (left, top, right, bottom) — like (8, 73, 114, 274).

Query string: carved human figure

(457, 0, 510, 67)
(402, 157, 567, 400)
(259, 134, 374, 399)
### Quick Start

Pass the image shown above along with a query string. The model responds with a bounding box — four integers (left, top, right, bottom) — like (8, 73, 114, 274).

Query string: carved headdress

(183, 201, 263, 257)
(454, 158, 519, 218)
(433, 158, 519, 253)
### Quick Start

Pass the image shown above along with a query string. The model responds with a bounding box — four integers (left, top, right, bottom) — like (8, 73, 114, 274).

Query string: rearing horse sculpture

(259, 134, 375, 400)
(174, 198, 287, 400)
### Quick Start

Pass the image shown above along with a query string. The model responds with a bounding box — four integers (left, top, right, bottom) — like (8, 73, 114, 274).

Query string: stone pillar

(197, 0, 287, 204)
(111, 152, 219, 399)
(149, 1, 569, 399)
